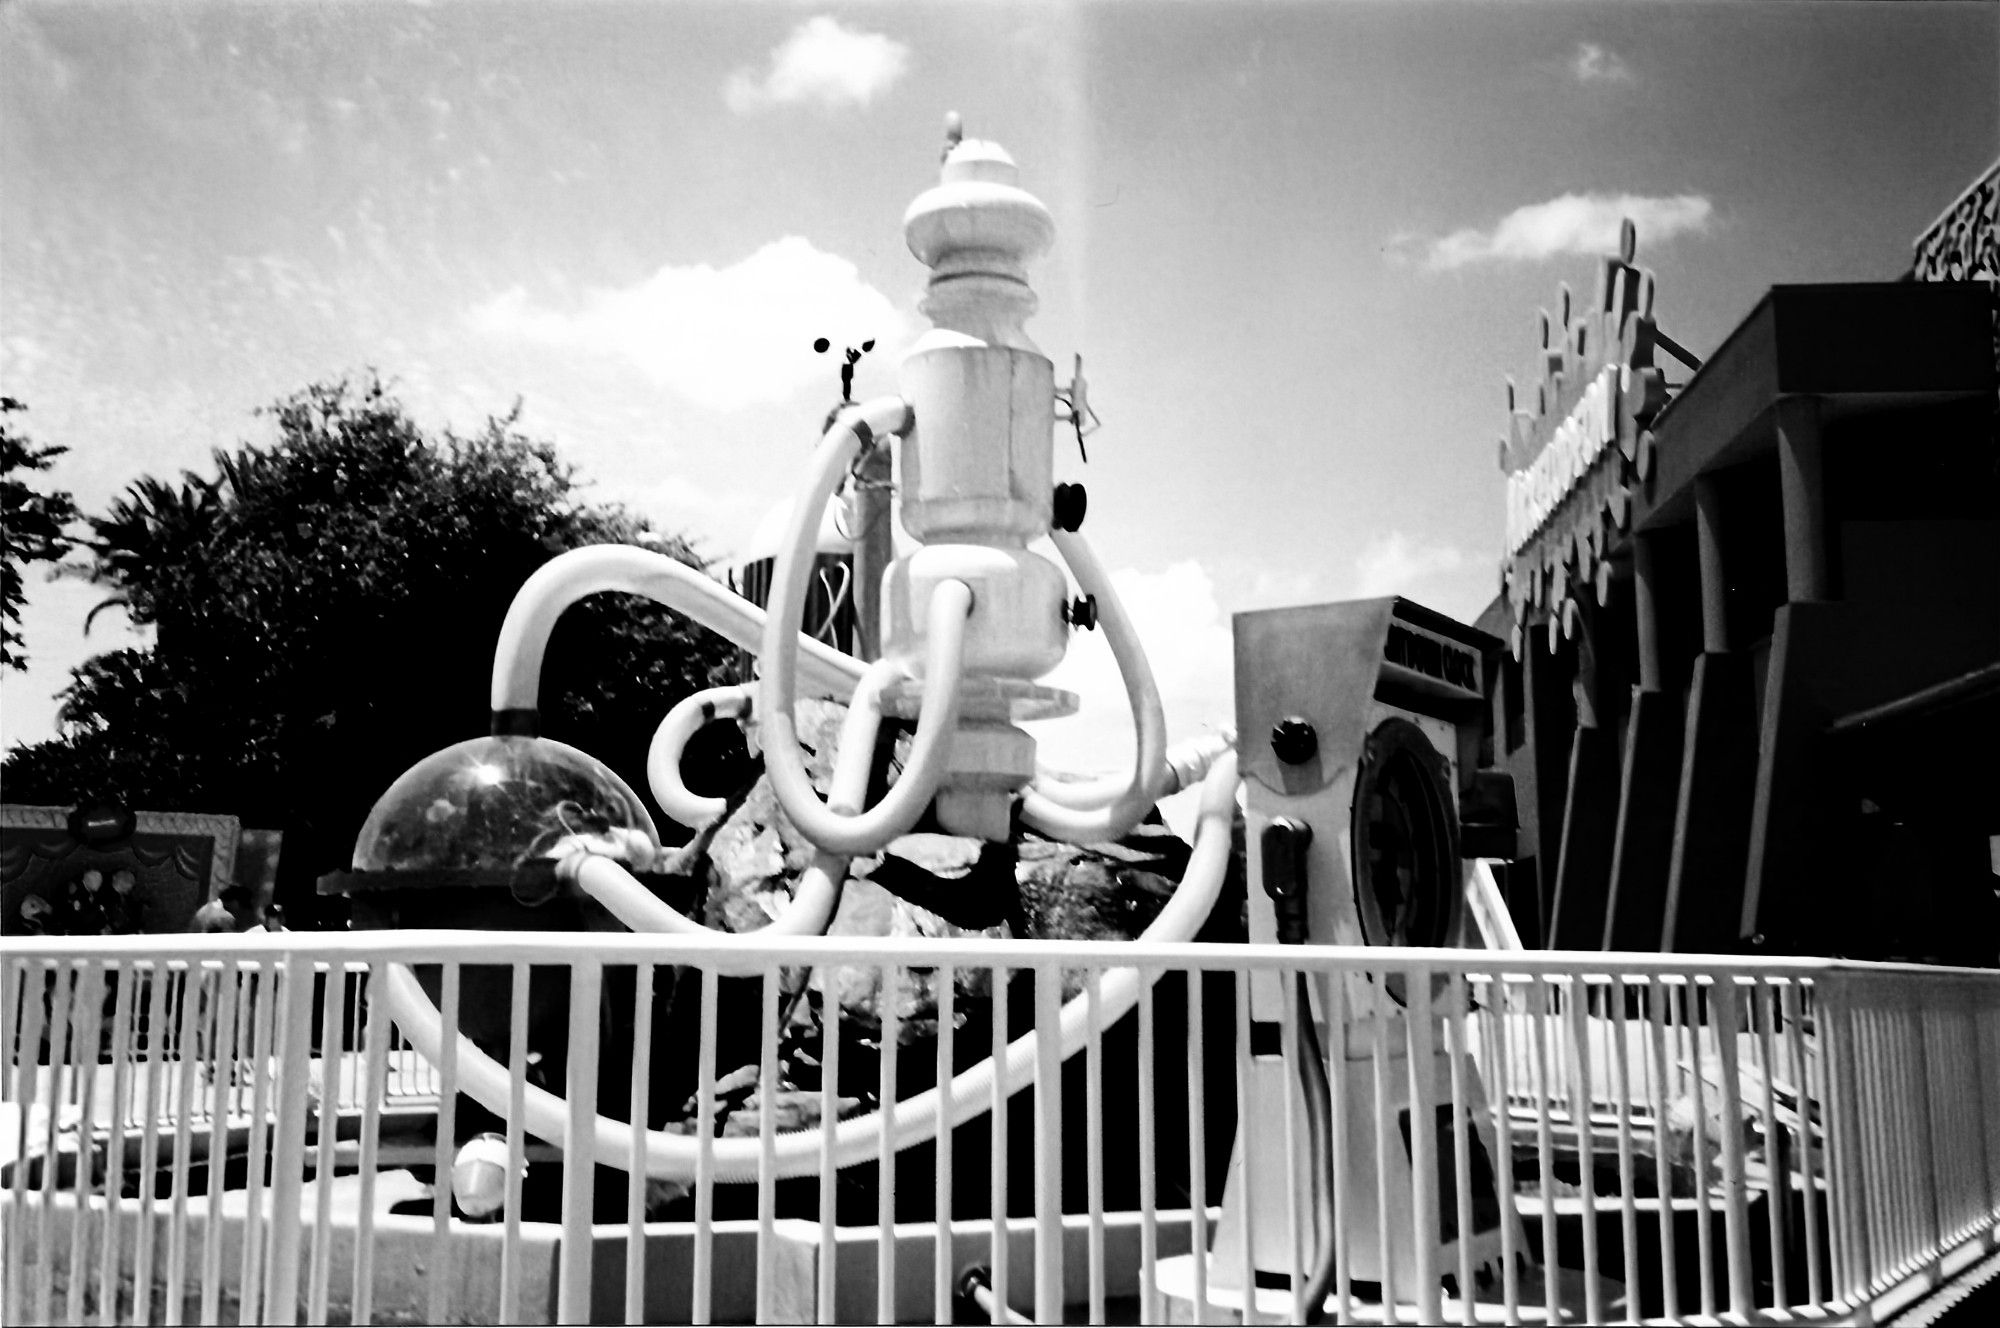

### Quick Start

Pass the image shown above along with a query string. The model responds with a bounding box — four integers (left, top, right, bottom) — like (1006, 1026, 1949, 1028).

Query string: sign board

(1, 804, 239, 936)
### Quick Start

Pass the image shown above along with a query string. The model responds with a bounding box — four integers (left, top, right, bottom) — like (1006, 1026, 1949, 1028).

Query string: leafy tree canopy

(1, 396, 81, 671)
(1, 377, 748, 925)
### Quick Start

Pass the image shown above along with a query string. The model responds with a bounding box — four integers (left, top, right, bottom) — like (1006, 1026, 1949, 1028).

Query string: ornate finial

(942, 111, 964, 160)
(903, 125, 1052, 351)
(1619, 218, 1637, 264)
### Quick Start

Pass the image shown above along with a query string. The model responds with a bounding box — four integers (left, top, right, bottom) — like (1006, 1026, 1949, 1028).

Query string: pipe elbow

(837, 395, 914, 444)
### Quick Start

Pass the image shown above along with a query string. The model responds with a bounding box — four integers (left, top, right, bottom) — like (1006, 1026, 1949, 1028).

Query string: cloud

(1021, 544, 1493, 833)
(603, 475, 762, 530)
(1572, 42, 1633, 85)
(725, 17, 910, 114)
(1, 334, 50, 380)
(1029, 559, 1236, 819)
(467, 237, 909, 413)
(1348, 531, 1471, 599)
(1402, 192, 1714, 270)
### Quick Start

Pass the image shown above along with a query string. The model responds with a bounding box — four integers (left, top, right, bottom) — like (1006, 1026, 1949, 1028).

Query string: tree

(1, 377, 747, 924)
(1, 397, 80, 670)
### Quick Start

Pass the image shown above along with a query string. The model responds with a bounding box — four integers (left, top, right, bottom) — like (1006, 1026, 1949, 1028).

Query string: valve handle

(1261, 816, 1314, 945)
(1063, 594, 1098, 631)
(1052, 482, 1088, 533)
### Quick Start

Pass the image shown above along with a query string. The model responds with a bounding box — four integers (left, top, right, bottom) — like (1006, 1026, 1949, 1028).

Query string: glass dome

(352, 734, 661, 876)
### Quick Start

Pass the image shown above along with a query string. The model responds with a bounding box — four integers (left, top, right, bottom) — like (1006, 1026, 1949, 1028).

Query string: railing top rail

(5, 928, 1996, 985)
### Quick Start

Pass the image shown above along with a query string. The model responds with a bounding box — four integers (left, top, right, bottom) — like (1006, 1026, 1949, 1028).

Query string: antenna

(814, 337, 876, 403)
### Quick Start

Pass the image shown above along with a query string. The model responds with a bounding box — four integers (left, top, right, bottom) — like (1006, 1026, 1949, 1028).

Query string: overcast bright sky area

(3, 1, 1996, 834)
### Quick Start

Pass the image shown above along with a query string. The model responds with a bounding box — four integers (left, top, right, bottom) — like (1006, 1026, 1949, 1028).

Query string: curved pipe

(1033, 728, 1237, 812)
(489, 544, 865, 717)
(377, 750, 1240, 1182)
(1017, 529, 1169, 841)
(648, 685, 753, 829)
(759, 399, 974, 858)
(589, 655, 909, 937)
(762, 580, 969, 857)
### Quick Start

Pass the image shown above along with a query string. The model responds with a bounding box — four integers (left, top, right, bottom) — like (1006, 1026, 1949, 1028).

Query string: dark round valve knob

(1064, 595, 1098, 631)
(1052, 482, 1088, 533)
(1270, 716, 1319, 765)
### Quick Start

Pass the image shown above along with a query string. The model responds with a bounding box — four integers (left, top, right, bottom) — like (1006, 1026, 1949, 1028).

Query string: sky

(3, 0, 1996, 831)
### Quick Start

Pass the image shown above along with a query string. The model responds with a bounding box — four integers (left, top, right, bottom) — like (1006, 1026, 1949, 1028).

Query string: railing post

(1406, 968, 1442, 1327)
(262, 952, 318, 1325)
(1980, 986, 2000, 1239)
(1034, 961, 1065, 1324)
(429, 963, 462, 1327)
(351, 965, 392, 1328)
(36, 962, 74, 1328)
(1232, 969, 1258, 1324)
(1784, 981, 1826, 1310)
(1561, 975, 1602, 1324)
(1824, 976, 1875, 1311)
(97, 962, 138, 1323)
(310, 963, 345, 1325)
(1712, 978, 1755, 1317)
(558, 959, 604, 1326)
(695, 965, 721, 1327)
(63, 962, 106, 1328)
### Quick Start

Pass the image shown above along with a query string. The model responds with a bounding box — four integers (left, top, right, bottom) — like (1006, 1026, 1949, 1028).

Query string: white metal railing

(3, 930, 1996, 1325)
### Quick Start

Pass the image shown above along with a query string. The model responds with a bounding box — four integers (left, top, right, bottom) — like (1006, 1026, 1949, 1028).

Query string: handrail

(5, 936, 1998, 1326)
(8, 929, 1987, 980)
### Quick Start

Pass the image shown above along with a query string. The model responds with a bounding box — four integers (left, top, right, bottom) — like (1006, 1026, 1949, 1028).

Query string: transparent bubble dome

(352, 735, 661, 876)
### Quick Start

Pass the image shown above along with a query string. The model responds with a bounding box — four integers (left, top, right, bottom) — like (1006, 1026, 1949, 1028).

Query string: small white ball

(451, 1132, 514, 1218)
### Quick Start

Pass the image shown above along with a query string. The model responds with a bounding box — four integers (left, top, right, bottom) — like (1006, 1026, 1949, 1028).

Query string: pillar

(850, 445, 894, 661)
(1664, 472, 1759, 952)
(1694, 474, 1730, 653)
(1776, 396, 1831, 604)
(1602, 533, 1684, 950)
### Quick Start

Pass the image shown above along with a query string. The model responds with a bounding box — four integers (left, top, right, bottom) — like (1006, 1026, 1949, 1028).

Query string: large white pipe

(1033, 731, 1236, 811)
(758, 400, 976, 857)
(1017, 529, 1169, 841)
(764, 579, 971, 856)
(647, 685, 752, 830)
(585, 655, 910, 939)
(376, 750, 1239, 1181)
(489, 544, 865, 718)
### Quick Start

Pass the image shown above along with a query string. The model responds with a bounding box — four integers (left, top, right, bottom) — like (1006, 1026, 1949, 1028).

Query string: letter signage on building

(1495, 221, 1688, 654)
(1505, 365, 1620, 556)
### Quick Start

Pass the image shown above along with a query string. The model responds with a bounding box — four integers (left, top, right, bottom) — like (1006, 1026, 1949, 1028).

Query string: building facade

(1479, 161, 2000, 962)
